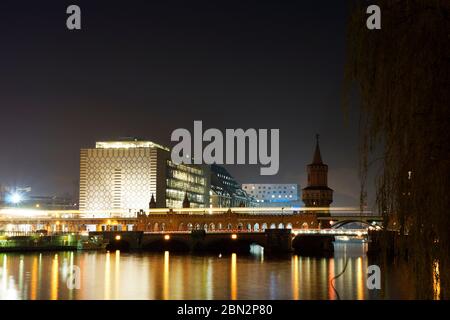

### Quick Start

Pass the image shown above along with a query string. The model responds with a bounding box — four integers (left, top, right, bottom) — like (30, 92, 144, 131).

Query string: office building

(210, 164, 255, 208)
(242, 183, 301, 207)
(79, 139, 210, 212)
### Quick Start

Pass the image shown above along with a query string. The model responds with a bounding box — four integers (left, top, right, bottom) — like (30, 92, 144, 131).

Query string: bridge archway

(254, 223, 260, 231)
(262, 223, 267, 231)
(278, 223, 285, 229)
(269, 223, 276, 229)
(187, 223, 193, 231)
(286, 223, 293, 229)
(209, 223, 215, 231)
(153, 223, 159, 232)
(331, 220, 372, 229)
(301, 222, 309, 229)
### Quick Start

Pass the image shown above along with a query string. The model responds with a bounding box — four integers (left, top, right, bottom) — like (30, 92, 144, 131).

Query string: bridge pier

(92, 230, 295, 254)
(263, 229, 292, 253)
(292, 234, 334, 256)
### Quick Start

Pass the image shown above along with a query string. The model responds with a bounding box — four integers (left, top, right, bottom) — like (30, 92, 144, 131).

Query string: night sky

(0, 1, 367, 207)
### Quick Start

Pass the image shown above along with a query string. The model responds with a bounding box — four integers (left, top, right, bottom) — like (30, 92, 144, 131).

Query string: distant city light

(164, 235, 170, 240)
(115, 235, 121, 241)
(9, 192, 22, 204)
(231, 234, 237, 240)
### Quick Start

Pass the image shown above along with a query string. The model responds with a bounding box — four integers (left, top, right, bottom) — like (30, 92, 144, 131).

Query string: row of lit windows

(166, 179, 205, 194)
(166, 199, 203, 208)
(167, 160, 204, 176)
(249, 190, 296, 194)
(243, 185, 297, 190)
(165, 190, 204, 203)
(168, 169, 206, 186)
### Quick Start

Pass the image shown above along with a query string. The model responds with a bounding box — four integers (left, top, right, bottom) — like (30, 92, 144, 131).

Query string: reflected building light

(31, 256, 38, 300)
(104, 252, 111, 300)
(1, 255, 8, 297)
(68, 252, 75, 300)
(19, 256, 24, 293)
(433, 260, 441, 300)
(356, 257, 364, 300)
(115, 250, 121, 299)
(206, 258, 213, 300)
(50, 254, 59, 300)
(163, 251, 170, 300)
(292, 255, 299, 300)
(303, 257, 311, 299)
(38, 254, 42, 298)
(231, 253, 237, 300)
(0, 255, 20, 299)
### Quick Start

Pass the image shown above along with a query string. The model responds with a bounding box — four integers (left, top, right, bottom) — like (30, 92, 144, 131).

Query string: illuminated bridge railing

(0, 206, 375, 221)
(291, 229, 368, 236)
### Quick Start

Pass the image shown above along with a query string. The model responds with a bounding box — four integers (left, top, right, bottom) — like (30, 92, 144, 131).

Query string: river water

(0, 242, 414, 300)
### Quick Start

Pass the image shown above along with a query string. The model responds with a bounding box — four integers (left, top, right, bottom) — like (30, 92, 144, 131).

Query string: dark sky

(0, 1, 367, 207)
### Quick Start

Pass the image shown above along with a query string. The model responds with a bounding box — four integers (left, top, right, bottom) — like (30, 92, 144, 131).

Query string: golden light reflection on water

(356, 257, 364, 300)
(1, 255, 7, 297)
(0, 243, 417, 300)
(206, 258, 213, 300)
(104, 252, 110, 300)
(231, 253, 237, 300)
(30, 256, 37, 300)
(114, 250, 120, 299)
(68, 252, 75, 300)
(433, 260, 440, 300)
(163, 251, 170, 300)
(292, 255, 299, 300)
(50, 254, 58, 300)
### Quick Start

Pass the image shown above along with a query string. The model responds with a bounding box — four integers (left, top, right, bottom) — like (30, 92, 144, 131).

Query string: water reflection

(0, 242, 415, 300)
(163, 251, 169, 300)
(230, 253, 237, 300)
(292, 255, 299, 300)
(433, 260, 440, 300)
(104, 252, 110, 300)
(50, 254, 58, 300)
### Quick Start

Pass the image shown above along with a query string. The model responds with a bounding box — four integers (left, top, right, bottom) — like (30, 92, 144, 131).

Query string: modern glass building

(210, 164, 255, 208)
(79, 139, 210, 212)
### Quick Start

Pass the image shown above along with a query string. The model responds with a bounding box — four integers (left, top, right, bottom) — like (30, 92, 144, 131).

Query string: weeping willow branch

(344, 0, 450, 299)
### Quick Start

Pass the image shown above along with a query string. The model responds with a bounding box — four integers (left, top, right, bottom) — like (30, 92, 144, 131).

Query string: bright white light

(10, 193, 22, 204)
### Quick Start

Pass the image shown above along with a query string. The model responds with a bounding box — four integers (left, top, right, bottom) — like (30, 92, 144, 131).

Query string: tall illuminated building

(79, 138, 210, 212)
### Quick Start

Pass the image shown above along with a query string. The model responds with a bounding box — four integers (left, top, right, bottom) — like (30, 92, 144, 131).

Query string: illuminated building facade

(79, 139, 210, 212)
(242, 183, 301, 207)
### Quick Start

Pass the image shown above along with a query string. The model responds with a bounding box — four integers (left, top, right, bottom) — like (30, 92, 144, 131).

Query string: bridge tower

(302, 135, 333, 215)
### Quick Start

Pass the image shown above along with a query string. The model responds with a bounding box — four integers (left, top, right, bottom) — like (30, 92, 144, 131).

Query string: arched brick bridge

(135, 209, 320, 232)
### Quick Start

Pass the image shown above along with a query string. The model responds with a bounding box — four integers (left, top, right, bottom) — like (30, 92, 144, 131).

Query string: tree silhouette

(344, 0, 450, 299)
